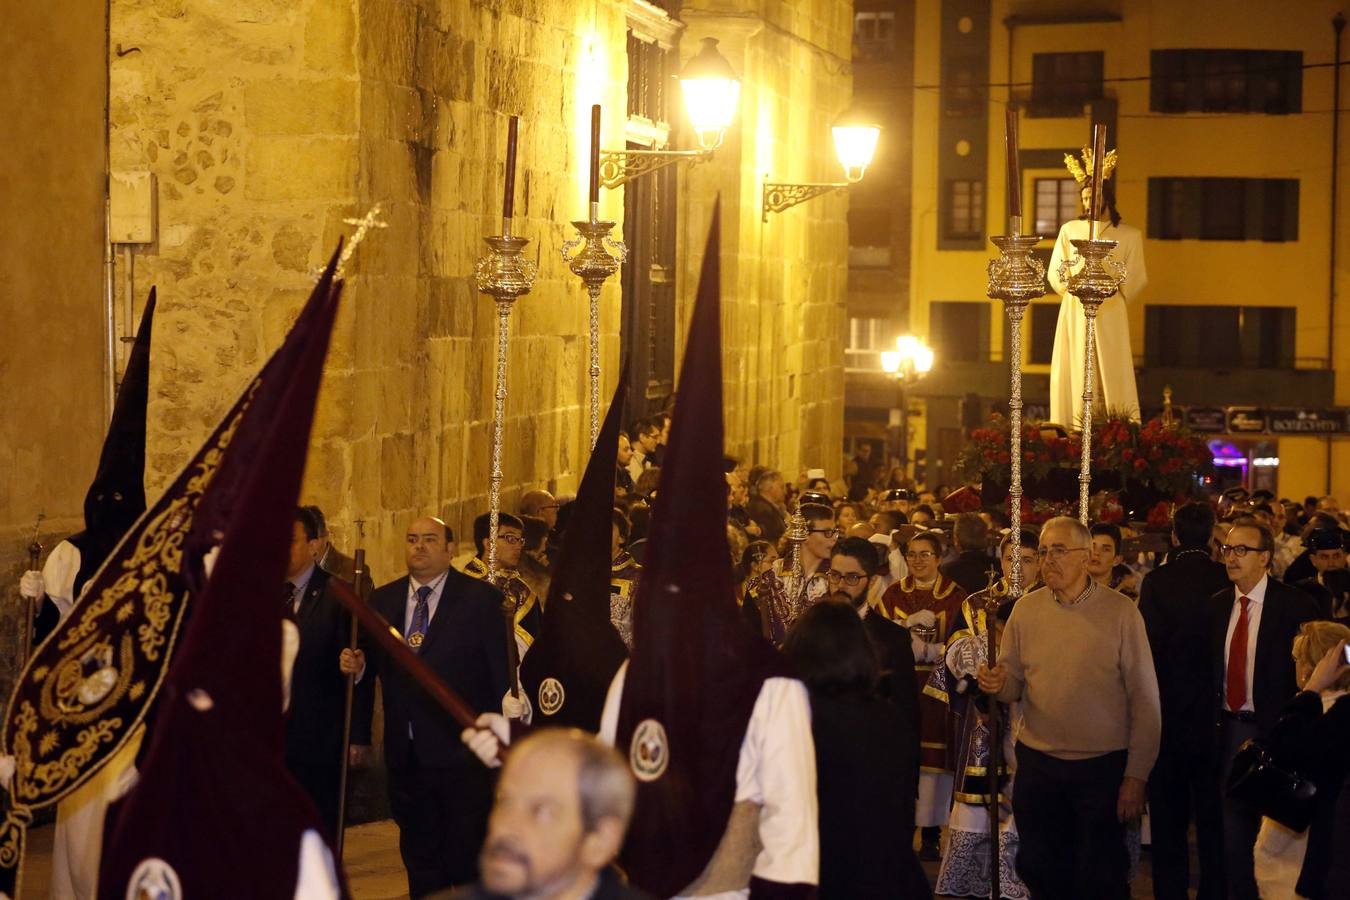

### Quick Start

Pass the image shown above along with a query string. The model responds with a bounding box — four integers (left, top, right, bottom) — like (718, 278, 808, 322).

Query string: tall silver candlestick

(474, 220, 537, 578)
(562, 208, 627, 448)
(1059, 238, 1125, 523)
(987, 229, 1044, 597)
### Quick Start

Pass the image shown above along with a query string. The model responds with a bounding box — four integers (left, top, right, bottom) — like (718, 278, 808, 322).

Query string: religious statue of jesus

(1048, 146, 1148, 427)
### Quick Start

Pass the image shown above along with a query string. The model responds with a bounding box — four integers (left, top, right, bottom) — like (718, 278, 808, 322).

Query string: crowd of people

(604, 430, 1350, 899)
(322, 429, 1350, 899)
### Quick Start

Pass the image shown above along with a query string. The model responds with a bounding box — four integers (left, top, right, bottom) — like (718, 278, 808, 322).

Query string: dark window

(1148, 178, 1299, 241)
(848, 206, 893, 248)
(1034, 177, 1081, 237)
(1028, 303, 1060, 365)
(848, 206, 893, 268)
(1150, 50, 1303, 114)
(626, 33, 667, 123)
(854, 11, 896, 61)
(930, 301, 990, 363)
(943, 57, 985, 117)
(1030, 52, 1104, 117)
(945, 180, 984, 241)
(621, 28, 679, 416)
(1145, 305, 1295, 368)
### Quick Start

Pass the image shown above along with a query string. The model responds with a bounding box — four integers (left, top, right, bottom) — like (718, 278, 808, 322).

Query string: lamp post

(599, 37, 741, 188)
(880, 335, 934, 482)
(762, 107, 881, 220)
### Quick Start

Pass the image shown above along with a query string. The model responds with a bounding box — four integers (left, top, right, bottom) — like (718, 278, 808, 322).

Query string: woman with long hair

(784, 601, 931, 899)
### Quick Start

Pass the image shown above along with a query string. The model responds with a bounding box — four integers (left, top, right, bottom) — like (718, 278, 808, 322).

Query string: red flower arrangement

(957, 413, 1211, 506)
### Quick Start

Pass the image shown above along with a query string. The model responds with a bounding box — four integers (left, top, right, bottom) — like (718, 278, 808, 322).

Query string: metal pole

(899, 377, 909, 481)
(1327, 12, 1344, 493)
(1079, 310, 1099, 524)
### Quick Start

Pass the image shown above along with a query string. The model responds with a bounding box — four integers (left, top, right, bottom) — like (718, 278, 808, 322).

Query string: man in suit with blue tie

(341, 516, 510, 898)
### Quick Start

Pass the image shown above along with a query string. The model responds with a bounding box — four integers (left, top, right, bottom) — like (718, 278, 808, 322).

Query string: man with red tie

(1212, 520, 1319, 900)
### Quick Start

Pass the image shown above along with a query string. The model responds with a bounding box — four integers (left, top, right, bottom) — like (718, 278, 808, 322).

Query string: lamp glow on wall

(598, 37, 741, 189)
(763, 106, 881, 220)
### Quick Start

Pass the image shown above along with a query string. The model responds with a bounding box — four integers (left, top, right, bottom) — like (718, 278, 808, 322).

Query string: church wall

(0, 4, 109, 695)
(98, 0, 849, 579)
(105, 0, 630, 577)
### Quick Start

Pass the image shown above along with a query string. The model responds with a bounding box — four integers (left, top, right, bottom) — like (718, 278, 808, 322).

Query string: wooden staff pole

(334, 540, 365, 861)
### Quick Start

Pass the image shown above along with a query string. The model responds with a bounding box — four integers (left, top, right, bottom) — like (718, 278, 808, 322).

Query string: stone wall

(0, 3, 110, 699)
(107, 0, 631, 577)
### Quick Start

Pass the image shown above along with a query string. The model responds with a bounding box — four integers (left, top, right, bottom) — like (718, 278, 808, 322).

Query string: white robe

(1048, 219, 1148, 428)
(599, 661, 819, 899)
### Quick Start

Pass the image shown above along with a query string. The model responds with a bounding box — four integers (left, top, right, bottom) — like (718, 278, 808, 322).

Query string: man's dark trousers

(1012, 743, 1130, 900)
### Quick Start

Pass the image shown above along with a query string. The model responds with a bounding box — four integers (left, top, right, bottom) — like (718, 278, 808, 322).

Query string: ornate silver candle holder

(987, 232, 1045, 596)
(562, 218, 628, 448)
(474, 230, 538, 577)
(1058, 237, 1125, 524)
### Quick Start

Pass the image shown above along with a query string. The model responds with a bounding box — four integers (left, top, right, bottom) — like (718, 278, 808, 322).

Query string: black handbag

(1226, 738, 1318, 832)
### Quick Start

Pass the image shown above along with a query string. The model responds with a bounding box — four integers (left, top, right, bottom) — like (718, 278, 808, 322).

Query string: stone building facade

(2, 0, 851, 693)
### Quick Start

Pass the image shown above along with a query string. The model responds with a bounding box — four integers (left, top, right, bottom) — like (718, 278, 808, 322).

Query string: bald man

(342, 516, 510, 898)
(445, 730, 652, 899)
(520, 490, 560, 530)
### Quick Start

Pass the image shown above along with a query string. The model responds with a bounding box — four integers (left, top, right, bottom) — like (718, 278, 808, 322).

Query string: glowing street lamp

(881, 335, 934, 478)
(680, 37, 742, 151)
(763, 107, 882, 219)
(598, 37, 741, 189)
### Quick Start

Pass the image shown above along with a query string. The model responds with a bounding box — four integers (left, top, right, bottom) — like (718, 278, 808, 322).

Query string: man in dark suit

(1211, 519, 1320, 900)
(1138, 502, 1232, 900)
(940, 511, 999, 595)
(341, 515, 511, 898)
(283, 507, 362, 839)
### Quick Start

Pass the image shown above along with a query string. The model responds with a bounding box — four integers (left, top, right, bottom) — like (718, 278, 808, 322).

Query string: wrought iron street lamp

(763, 107, 881, 220)
(880, 335, 934, 481)
(599, 37, 741, 189)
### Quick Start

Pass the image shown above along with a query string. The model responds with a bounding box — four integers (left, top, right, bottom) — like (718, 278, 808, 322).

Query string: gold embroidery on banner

(2, 382, 255, 811)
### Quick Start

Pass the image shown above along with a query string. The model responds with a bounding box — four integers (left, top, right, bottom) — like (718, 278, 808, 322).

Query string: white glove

(911, 633, 944, 664)
(502, 691, 532, 723)
(202, 545, 221, 579)
(461, 713, 511, 768)
(19, 570, 44, 600)
(907, 608, 937, 629)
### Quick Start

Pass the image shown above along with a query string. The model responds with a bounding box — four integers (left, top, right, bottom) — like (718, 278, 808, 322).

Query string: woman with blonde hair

(1254, 619, 1350, 898)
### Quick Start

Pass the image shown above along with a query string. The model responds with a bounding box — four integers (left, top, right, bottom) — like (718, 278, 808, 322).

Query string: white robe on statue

(1048, 219, 1148, 428)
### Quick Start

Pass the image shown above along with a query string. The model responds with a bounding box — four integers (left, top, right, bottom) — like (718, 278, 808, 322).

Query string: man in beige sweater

(979, 516, 1160, 900)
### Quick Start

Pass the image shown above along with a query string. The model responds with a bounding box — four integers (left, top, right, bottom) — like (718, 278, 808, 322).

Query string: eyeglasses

(499, 534, 525, 546)
(826, 570, 868, 586)
(905, 550, 937, 561)
(809, 528, 841, 539)
(1219, 543, 1264, 558)
(1036, 546, 1088, 561)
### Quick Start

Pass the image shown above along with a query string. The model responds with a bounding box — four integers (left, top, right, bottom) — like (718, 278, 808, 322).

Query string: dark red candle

(1005, 106, 1021, 226)
(503, 115, 518, 220)
(1088, 124, 1106, 240)
(589, 104, 601, 204)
